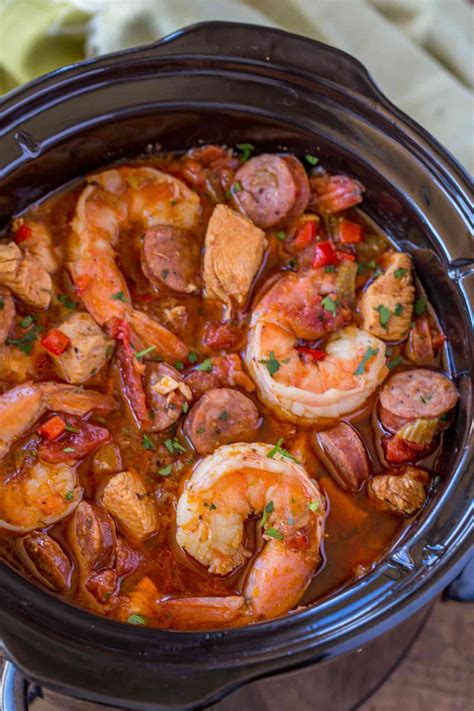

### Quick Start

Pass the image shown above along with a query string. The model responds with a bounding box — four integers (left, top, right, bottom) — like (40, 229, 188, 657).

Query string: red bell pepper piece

(38, 415, 66, 441)
(312, 240, 339, 268)
(14, 224, 32, 243)
(41, 329, 70, 355)
(292, 221, 317, 252)
(338, 220, 363, 244)
(296, 346, 326, 361)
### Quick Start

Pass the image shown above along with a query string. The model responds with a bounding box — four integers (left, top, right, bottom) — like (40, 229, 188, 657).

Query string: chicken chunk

(51, 312, 113, 384)
(101, 470, 158, 543)
(0, 287, 15, 345)
(12, 219, 61, 274)
(0, 242, 52, 309)
(359, 252, 414, 341)
(203, 204, 266, 311)
(368, 466, 429, 516)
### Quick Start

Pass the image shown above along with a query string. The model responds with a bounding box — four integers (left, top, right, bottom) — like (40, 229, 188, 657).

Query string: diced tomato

(202, 322, 243, 351)
(383, 436, 429, 464)
(14, 223, 33, 243)
(296, 346, 326, 361)
(312, 240, 339, 268)
(41, 329, 70, 355)
(38, 415, 66, 441)
(75, 275, 91, 294)
(292, 221, 317, 252)
(338, 220, 363, 244)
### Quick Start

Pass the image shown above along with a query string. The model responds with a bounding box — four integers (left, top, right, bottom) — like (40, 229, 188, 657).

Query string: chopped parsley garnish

(394, 268, 408, 279)
(420, 394, 432, 404)
(267, 437, 296, 461)
(170, 199, 179, 206)
(0, 296, 4, 310)
(19, 315, 34, 328)
(415, 296, 427, 315)
(357, 261, 376, 274)
(196, 358, 212, 372)
(394, 303, 404, 316)
(188, 350, 198, 363)
(204, 502, 217, 510)
(63, 447, 75, 453)
(65, 424, 80, 433)
(353, 346, 379, 376)
(164, 437, 186, 454)
(161, 269, 169, 280)
(111, 291, 128, 302)
(127, 614, 147, 625)
(288, 257, 298, 270)
(259, 351, 281, 376)
(174, 360, 185, 371)
(387, 355, 403, 370)
(218, 410, 229, 421)
(182, 402, 189, 414)
(135, 345, 156, 360)
(64, 490, 74, 501)
(439, 413, 449, 422)
(58, 294, 78, 310)
(231, 181, 242, 194)
(7, 324, 42, 354)
(375, 304, 391, 330)
(158, 464, 173, 477)
(265, 528, 284, 540)
(259, 500, 274, 528)
(308, 500, 319, 512)
(142, 434, 154, 450)
(275, 230, 286, 241)
(325, 265, 336, 273)
(197, 426, 206, 434)
(322, 295, 337, 314)
(236, 143, 255, 162)
(305, 154, 319, 166)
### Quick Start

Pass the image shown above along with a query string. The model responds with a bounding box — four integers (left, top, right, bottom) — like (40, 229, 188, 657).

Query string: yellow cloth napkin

(0, 0, 472, 172)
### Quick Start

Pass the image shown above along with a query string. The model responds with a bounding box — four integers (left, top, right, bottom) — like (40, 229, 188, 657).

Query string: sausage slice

(183, 388, 259, 455)
(379, 368, 458, 432)
(232, 154, 309, 229)
(312, 422, 370, 492)
(145, 362, 192, 432)
(142, 225, 200, 294)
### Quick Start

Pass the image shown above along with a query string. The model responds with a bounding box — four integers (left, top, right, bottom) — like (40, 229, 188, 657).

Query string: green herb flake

(182, 402, 189, 414)
(196, 358, 212, 372)
(265, 527, 284, 540)
(58, 294, 78, 310)
(111, 291, 128, 302)
(353, 346, 379, 376)
(415, 296, 427, 315)
(375, 304, 391, 330)
(439, 413, 449, 422)
(65, 424, 80, 433)
(170, 199, 179, 206)
(63, 447, 75, 453)
(7, 323, 42, 355)
(357, 261, 376, 274)
(275, 230, 286, 241)
(204, 502, 217, 511)
(305, 154, 319, 166)
(127, 614, 147, 625)
(232, 181, 242, 194)
(308, 500, 319, 512)
(236, 143, 255, 162)
(174, 360, 185, 371)
(420, 394, 432, 404)
(394, 303, 404, 316)
(142, 434, 154, 450)
(135, 345, 156, 360)
(267, 437, 296, 461)
(288, 257, 298, 271)
(394, 268, 408, 279)
(188, 350, 198, 363)
(325, 265, 336, 273)
(19, 315, 34, 329)
(387, 355, 403, 370)
(322, 296, 337, 315)
(259, 351, 281, 377)
(259, 500, 275, 528)
(218, 410, 230, 421)
(164, 437, 186, 455)
(158, 464, 172, 477)
(0, 296, 4, 310)
(64, 490, 74, 501)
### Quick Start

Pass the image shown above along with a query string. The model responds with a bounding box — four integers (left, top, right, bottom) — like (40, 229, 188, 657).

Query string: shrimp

(0, 381, 116, 460)
(67, 166, 200, 360)
(245, 271, 388, 423)
(173, 442, 325, 624)
(0, 459, 82, 533)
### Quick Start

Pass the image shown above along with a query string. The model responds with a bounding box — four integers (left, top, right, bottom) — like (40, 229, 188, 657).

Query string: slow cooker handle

(147, 20, 385, 103)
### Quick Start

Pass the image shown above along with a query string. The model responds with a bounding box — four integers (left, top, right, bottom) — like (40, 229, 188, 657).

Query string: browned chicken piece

(67, 501, 116, 575)
(0, 531, 72, 592)
(0, 287, 15, 345)
(368, 466, 429, 516)
(203, 204, 267, 311)
(0, 345, 39, 384)
(12, 218, 61, 274)
(51, 312, 113, 384)
(101, 470, 158, 544)
(0, 242, 52, 309)
(358, 252, 414, 341)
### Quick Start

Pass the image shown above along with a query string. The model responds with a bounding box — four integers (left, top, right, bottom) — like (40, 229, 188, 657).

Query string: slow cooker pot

(0, 22, 472, 711)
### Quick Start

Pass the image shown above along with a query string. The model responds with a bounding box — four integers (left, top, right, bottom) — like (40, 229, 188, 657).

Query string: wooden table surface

(211, 599, 473, 711)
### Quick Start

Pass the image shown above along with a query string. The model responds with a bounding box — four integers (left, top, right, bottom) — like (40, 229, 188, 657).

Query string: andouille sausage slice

(0, 287, 15, 345)
(312, 422, 370, 492)
(379, 368, 458, 432)
(142, 225, 200, 294)
(232, 154, 309, 229)
(145, 363, 192, 432)
(183, 387, 259, 455)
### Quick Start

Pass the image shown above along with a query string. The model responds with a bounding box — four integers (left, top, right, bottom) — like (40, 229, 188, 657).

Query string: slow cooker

(0, 21, 472, 711)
